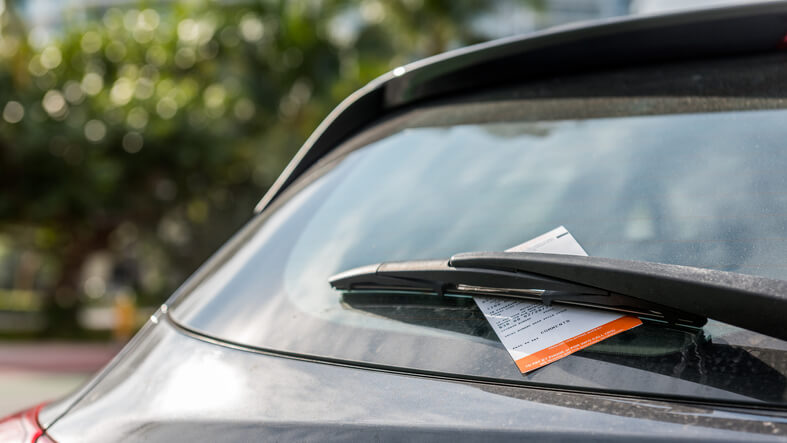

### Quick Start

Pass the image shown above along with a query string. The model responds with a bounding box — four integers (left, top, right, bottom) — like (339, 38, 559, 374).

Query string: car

(3, 2, 787, 441)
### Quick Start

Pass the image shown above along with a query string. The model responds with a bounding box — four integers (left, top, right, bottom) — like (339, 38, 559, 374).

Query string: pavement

(0, 342, 122, 417)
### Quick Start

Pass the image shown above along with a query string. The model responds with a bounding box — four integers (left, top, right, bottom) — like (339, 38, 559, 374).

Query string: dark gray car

(7, 3, 787, 441)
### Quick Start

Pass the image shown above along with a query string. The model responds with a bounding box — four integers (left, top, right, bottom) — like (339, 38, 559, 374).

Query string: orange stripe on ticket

(515, 316, 642, 373)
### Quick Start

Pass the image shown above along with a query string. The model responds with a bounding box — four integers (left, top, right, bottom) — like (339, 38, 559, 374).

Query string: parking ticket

(474, 226, 641, 373)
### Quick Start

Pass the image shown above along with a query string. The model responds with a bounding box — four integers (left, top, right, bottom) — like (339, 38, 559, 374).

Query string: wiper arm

(329, 252, 787, 341)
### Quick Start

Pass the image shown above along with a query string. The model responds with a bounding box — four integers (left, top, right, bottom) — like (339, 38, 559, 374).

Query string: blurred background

(0, 0, 745, 415)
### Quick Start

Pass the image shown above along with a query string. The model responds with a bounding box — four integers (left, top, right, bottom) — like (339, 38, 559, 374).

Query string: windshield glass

(171, 63, 787, 407)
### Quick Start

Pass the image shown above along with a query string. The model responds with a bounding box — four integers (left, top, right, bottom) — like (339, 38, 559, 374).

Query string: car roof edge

(254, 1, 787, 213)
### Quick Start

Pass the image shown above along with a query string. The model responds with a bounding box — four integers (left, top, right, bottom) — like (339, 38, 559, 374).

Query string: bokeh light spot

(103, 8, 124, 30)
(81, 72, 104, 96)
(110, 78, 135, 106)
(80, 31, 103, 53)
(2, 101, 24, 123)
(27, 26, 50, 50)
(64, 80, 85, 104)
(156, 97, 178, 119)
(140, 9, 160, 31)
(127, 106, 149, 129)
(203, 83, 226, 108)
(178, 19, 199, 43)
(27, 56, 47, 77)
(40, 46, 62, 70)
(105, 40, 127, 63)
(84, 276, 106, 299)
(239, 13, 264, 42)
(134, 77, 155, 100)
(84, 119, 107, 142)
(42, 90, 67, 118)
(122, 131, 144, 153)
(360, 0, 386, 24)
(146, 45, 168, 66)
(174, 47, 196, 69)
(123, 9, 140, 31)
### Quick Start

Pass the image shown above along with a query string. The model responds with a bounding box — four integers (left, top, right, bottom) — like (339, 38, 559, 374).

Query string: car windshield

(171, 55, 787, 407)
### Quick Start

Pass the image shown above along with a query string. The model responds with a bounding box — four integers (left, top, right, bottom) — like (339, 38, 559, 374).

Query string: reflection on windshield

(286, 110, 787, 319)
(174, 108, 787, 406)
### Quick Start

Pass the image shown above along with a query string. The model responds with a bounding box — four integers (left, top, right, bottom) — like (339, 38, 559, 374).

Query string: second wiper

(329, 252, 787, 341)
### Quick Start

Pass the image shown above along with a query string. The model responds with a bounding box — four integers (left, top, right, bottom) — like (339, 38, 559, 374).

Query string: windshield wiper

(329, 252, 787, 341)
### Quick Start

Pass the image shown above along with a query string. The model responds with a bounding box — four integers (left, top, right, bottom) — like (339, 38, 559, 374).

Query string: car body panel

(42, 316, 787, 442)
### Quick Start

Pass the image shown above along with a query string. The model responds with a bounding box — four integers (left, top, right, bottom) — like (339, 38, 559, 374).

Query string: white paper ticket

(474, 226, 641, 373)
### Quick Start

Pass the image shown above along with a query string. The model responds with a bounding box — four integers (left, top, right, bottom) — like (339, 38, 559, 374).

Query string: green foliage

(0, 0, 536, 336)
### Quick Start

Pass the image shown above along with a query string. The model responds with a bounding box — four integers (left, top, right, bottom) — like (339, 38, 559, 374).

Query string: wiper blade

(330, 252, 787, 341)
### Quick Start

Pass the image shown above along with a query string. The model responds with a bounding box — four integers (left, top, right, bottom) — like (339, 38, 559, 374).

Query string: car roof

(254, 1, 787, 213)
